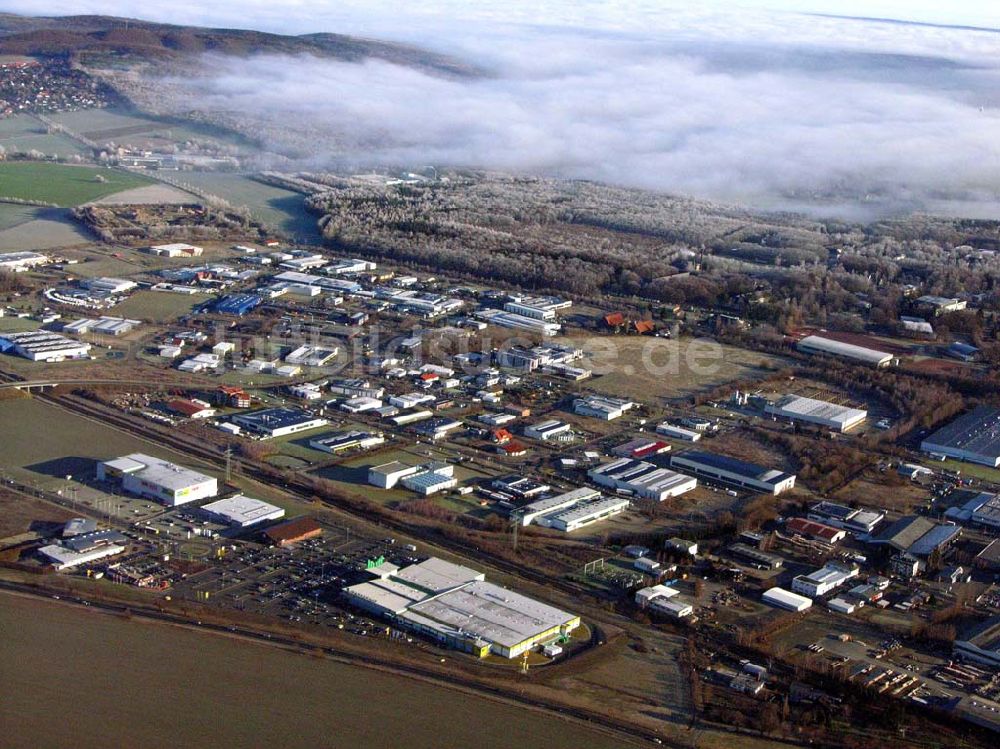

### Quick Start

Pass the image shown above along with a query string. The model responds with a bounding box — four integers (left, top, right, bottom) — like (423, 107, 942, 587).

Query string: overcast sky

(5, 1, 999, 215)
(3, 1, 1000, 33)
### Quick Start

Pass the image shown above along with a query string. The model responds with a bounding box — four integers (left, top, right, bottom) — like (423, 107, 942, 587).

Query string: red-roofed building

(604, 312, 626, 328)
(634, 320, 655, 335)
(216, 386, 251, 408)
(492, 428, 514, 445)
(500, 441, 528, 457)
(167, 398, 216, 419)
(785, 517, 846, 545)
(633, 440, 671, 459)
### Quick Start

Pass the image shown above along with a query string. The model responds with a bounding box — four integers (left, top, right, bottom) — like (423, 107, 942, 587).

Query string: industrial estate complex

(1, 36, 999, 749)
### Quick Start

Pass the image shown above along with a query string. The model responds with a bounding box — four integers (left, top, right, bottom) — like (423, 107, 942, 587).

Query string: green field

(46, 108, 164, 135)
(0, 205, 90, 250)
(0, 203, 39, 231)
(926, 458, 1000, 485)
(110, 290, 213, 323)
(0, 114, 38, 137)
(0, 316, 42, 333)
(178, 172, 320, 241)
(0, 162, 154, 206)
(0, 398, 218, 489)
(47, 108, 246, 151)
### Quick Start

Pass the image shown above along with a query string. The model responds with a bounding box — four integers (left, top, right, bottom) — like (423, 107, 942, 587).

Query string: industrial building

(413, 417, 464, 441)
(785, 517, 846, 545)
(214, 293, 263, 316)
(200, 495, 285, 528)
(288, 383, 323, 401)
(329, 379, 385, 400)
(729, 543, 784, 570)
(68, 316, 141, 337)
(263, 517, 323, 546)
(635, 584, 679, 608)
(764, 395, 867, 432)
(284, 345, 339, 367)
(670, 451, 796, 495)
(62, 518, 97, 537)
(518, 487, 600, 526)
(81, 277, 137, 295)
(968, 493, 1000, 530)
(0, 330, 91, 362)
(39, 529, 127, 570)
(667, 538, 698, 556)
(503, 295, 572, 320)
(308, 430, 385, 454)
(474, 308, 561, 336)
(613, 438, 671, 459)
(401, 463, 457, 496)
(524, 419, 572, 441)
(178, 353, 221, 373)
(868, 516, 961, 558)
(369, 460, 455, 494)
(954, 617, 1000, 670)
(915, 295, 967, 316)
(343, 558, 580, 658)
(588, 458, 697, 501)
(326, 258, 376, 275)
(796, 335, 895, 368)
(534, 495, 629, 532)
(656, 423, 702, 442)
(492, 475, 551, 500)
(369, 461, 423, 489)
(389, 392, 436, 409)
(216, 386, 252, 408)
(573, 395, 635, 421)
(340, 397, 383, 413)
(808, 501, 884, 534)
(792, 563, 859, 598)
(147, 243, 203, 257)
(921, 406, 1000, 468)
(98, 454, 218, 506)
(0, 250, 49, 271)
(166, 398, 215, 419)
(945, 342, 980, 362)
(762, 587, 812, 612)
(390, 410, 433, 427)
(230, 408, 328, 438)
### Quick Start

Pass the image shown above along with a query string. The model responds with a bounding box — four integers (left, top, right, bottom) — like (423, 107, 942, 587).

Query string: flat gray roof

(405, 580, 577, 649)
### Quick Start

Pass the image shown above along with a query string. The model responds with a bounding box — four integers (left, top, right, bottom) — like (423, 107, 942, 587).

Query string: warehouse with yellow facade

(343, 557, 580, 658)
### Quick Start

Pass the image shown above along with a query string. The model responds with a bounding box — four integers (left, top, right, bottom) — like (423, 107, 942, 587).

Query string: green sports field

(0, 162, 154, 206)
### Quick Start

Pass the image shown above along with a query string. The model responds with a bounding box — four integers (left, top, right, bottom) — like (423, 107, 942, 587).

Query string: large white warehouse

(97, 454, 218, 506)
(796, 335, 894, 368)
(762, 587, 812, 612)
(343, 558, 580, 659)
(200, 495, 285, 528)
(588, 458, 697, 501)
(0, 331, 91, 362)
(765, 395, 867, 432)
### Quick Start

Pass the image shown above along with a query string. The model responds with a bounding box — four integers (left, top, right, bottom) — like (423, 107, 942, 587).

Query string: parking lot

(170, 527, 425, 635)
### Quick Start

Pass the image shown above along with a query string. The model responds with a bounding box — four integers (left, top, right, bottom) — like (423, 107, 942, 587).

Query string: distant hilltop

(0, 12, 479, 78)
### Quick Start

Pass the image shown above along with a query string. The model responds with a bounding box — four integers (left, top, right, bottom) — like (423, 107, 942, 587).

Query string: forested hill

(0, 13, 478, 78)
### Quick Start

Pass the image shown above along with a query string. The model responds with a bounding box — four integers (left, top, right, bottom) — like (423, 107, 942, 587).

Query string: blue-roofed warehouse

(944, 342, 980, 362)
(214, 294, 262, 316)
